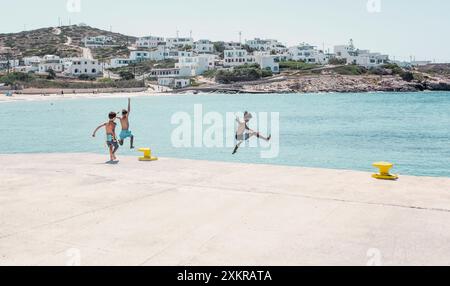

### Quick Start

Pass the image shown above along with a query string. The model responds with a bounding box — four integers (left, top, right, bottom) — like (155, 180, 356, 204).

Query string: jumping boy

(118, 98, 134, 149)
(92, 112, 119, 162)
(232, 111, 271, 155)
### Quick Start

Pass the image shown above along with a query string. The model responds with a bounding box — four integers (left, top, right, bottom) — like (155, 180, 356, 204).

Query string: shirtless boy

(118, 98, 135, 149)
(92, 112, 119, 162)
(232, 111, 271, 155)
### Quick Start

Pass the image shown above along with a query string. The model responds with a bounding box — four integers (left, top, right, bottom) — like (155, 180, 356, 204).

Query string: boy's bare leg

(112, 143, 119, 160)
(119, 139, 124, 146)
(232, 141, 244, 155)
(109, 145, 114, 161)
(130, 136, 135, 149)
(256, 132, 271, 141)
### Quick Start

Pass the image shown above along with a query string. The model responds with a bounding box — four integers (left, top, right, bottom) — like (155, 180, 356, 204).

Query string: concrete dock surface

(1, 153, 450, 266)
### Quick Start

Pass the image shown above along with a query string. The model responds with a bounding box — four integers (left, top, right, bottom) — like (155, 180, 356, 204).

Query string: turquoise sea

(1, 92, 449, 177)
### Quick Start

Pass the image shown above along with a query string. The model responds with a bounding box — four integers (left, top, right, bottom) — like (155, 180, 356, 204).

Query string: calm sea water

(1, 92, 449, 177)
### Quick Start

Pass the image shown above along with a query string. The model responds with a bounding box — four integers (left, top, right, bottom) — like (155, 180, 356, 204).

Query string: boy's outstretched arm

(92, 123, 106, 137)
(128, 98, 131, 115)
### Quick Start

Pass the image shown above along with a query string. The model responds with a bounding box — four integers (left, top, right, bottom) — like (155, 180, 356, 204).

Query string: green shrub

(400, 72, 414, 82)
(261, 68, 273, 78)
(78, 74, 96, 81)
(46, 69, 56, 80)
(202, 69, 217, 78)
(0, 72, 34, 85)
(279, 61, 319, 70)
(328, 58, 347, 65)
(382, 63, 404, 75)
(215, 65, 266, 84)
(331, 65, 367, 75)
(119, 71, 135, 80)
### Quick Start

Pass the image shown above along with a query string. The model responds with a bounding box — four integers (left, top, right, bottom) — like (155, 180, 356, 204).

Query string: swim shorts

(119, 130, 133, 140)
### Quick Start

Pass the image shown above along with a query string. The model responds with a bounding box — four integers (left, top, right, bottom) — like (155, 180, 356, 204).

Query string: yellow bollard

(138, 148, 158, 162)
(372, 162, 398, 180)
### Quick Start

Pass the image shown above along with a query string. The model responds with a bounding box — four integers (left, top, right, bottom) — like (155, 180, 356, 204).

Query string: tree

(119, 70, 135, 80)
(46, 69, 56, 80)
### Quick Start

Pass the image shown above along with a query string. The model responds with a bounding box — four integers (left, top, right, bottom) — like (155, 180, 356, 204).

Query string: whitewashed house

(83, 36, 114, 47)
(166, 50, 193, 60)
(224, 42, 243, 50)
(0, 59, 19, 70)
(23, 56, 42, 66)
(149, 67, 192, 88)
(288, 43, 329, 64)
(253, 52, 280, 73)
(175, 54, 216, 76)
(136, 36, 165, 49)
(130, 48, 192, 62)
(166, 37, 194, 49)
(37, 55, 63, 74)
(129, 51, 152, 62)
(223, 49, 255, 67)
(110, 58, 132, 68)
(157, 78, 190, 89)
(334, 40, 389, 67)
(194, 40, 214, 54)
(246, 38, 286, 53)
(63, 58, 103, 77)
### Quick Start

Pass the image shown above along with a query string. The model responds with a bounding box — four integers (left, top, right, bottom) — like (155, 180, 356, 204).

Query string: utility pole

(239, 31, 242, 44)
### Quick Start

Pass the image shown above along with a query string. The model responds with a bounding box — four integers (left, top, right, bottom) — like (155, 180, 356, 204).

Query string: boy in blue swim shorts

(118, 98, 135, 149)
(92, 112, 119, 162)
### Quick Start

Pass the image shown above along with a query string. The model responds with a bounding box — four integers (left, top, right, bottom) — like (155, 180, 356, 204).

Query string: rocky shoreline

(177, 74, 450, 94)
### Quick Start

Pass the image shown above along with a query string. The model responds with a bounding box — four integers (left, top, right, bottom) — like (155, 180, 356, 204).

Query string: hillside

(0, 25, 137, 59)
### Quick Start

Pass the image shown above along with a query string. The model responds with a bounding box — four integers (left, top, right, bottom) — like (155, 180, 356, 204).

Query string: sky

(1, 0, 449, 62)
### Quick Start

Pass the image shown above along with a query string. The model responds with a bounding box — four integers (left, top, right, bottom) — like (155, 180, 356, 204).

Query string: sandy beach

(1, 153, 449, 266)
(0, 90, 158, 103)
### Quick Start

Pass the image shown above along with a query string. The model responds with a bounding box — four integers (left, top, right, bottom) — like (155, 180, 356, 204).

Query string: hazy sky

(1, 0, 449, 62)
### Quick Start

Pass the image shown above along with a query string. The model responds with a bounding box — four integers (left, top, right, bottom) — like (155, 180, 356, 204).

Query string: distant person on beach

(117, 98, 135, 149)
(92, 112, 119, 162)
(232, 111, 271, 155)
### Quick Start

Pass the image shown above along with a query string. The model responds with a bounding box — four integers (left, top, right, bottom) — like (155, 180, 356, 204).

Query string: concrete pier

(1, 153, 449, 266)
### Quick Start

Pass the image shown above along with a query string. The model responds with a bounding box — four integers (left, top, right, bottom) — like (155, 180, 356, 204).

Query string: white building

(253, 52, 280, 73)
(166, 37, 194, 49)
(23, 56, 42, 66)
(246, 38, 287, 53)
(288, 43, 329, 64)
(149, 67, 192, 78)
(175, 54, 216, 76)
(334, 40, 389, 67)
(166, 50, 193, 60)
(37, 55, 63, 74)
(83, 36, 114, 47)
(136, 36, 165, 49)
(63, 58, 103, 77)
(157, 78, 190, 89)
(130, 48, 193, 62)
(130, 51, 152, 62)
(224, 42, 243, 50)
(194, 40, 214, 54)
(223, 49, 255, 67)
(110, 58, 132, 68)
(0, 59, 19, 70)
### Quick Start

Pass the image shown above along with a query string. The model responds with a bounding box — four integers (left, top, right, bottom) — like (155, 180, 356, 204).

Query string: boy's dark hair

(108, 112, 117, 120)
(122, 109, 128, 115)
